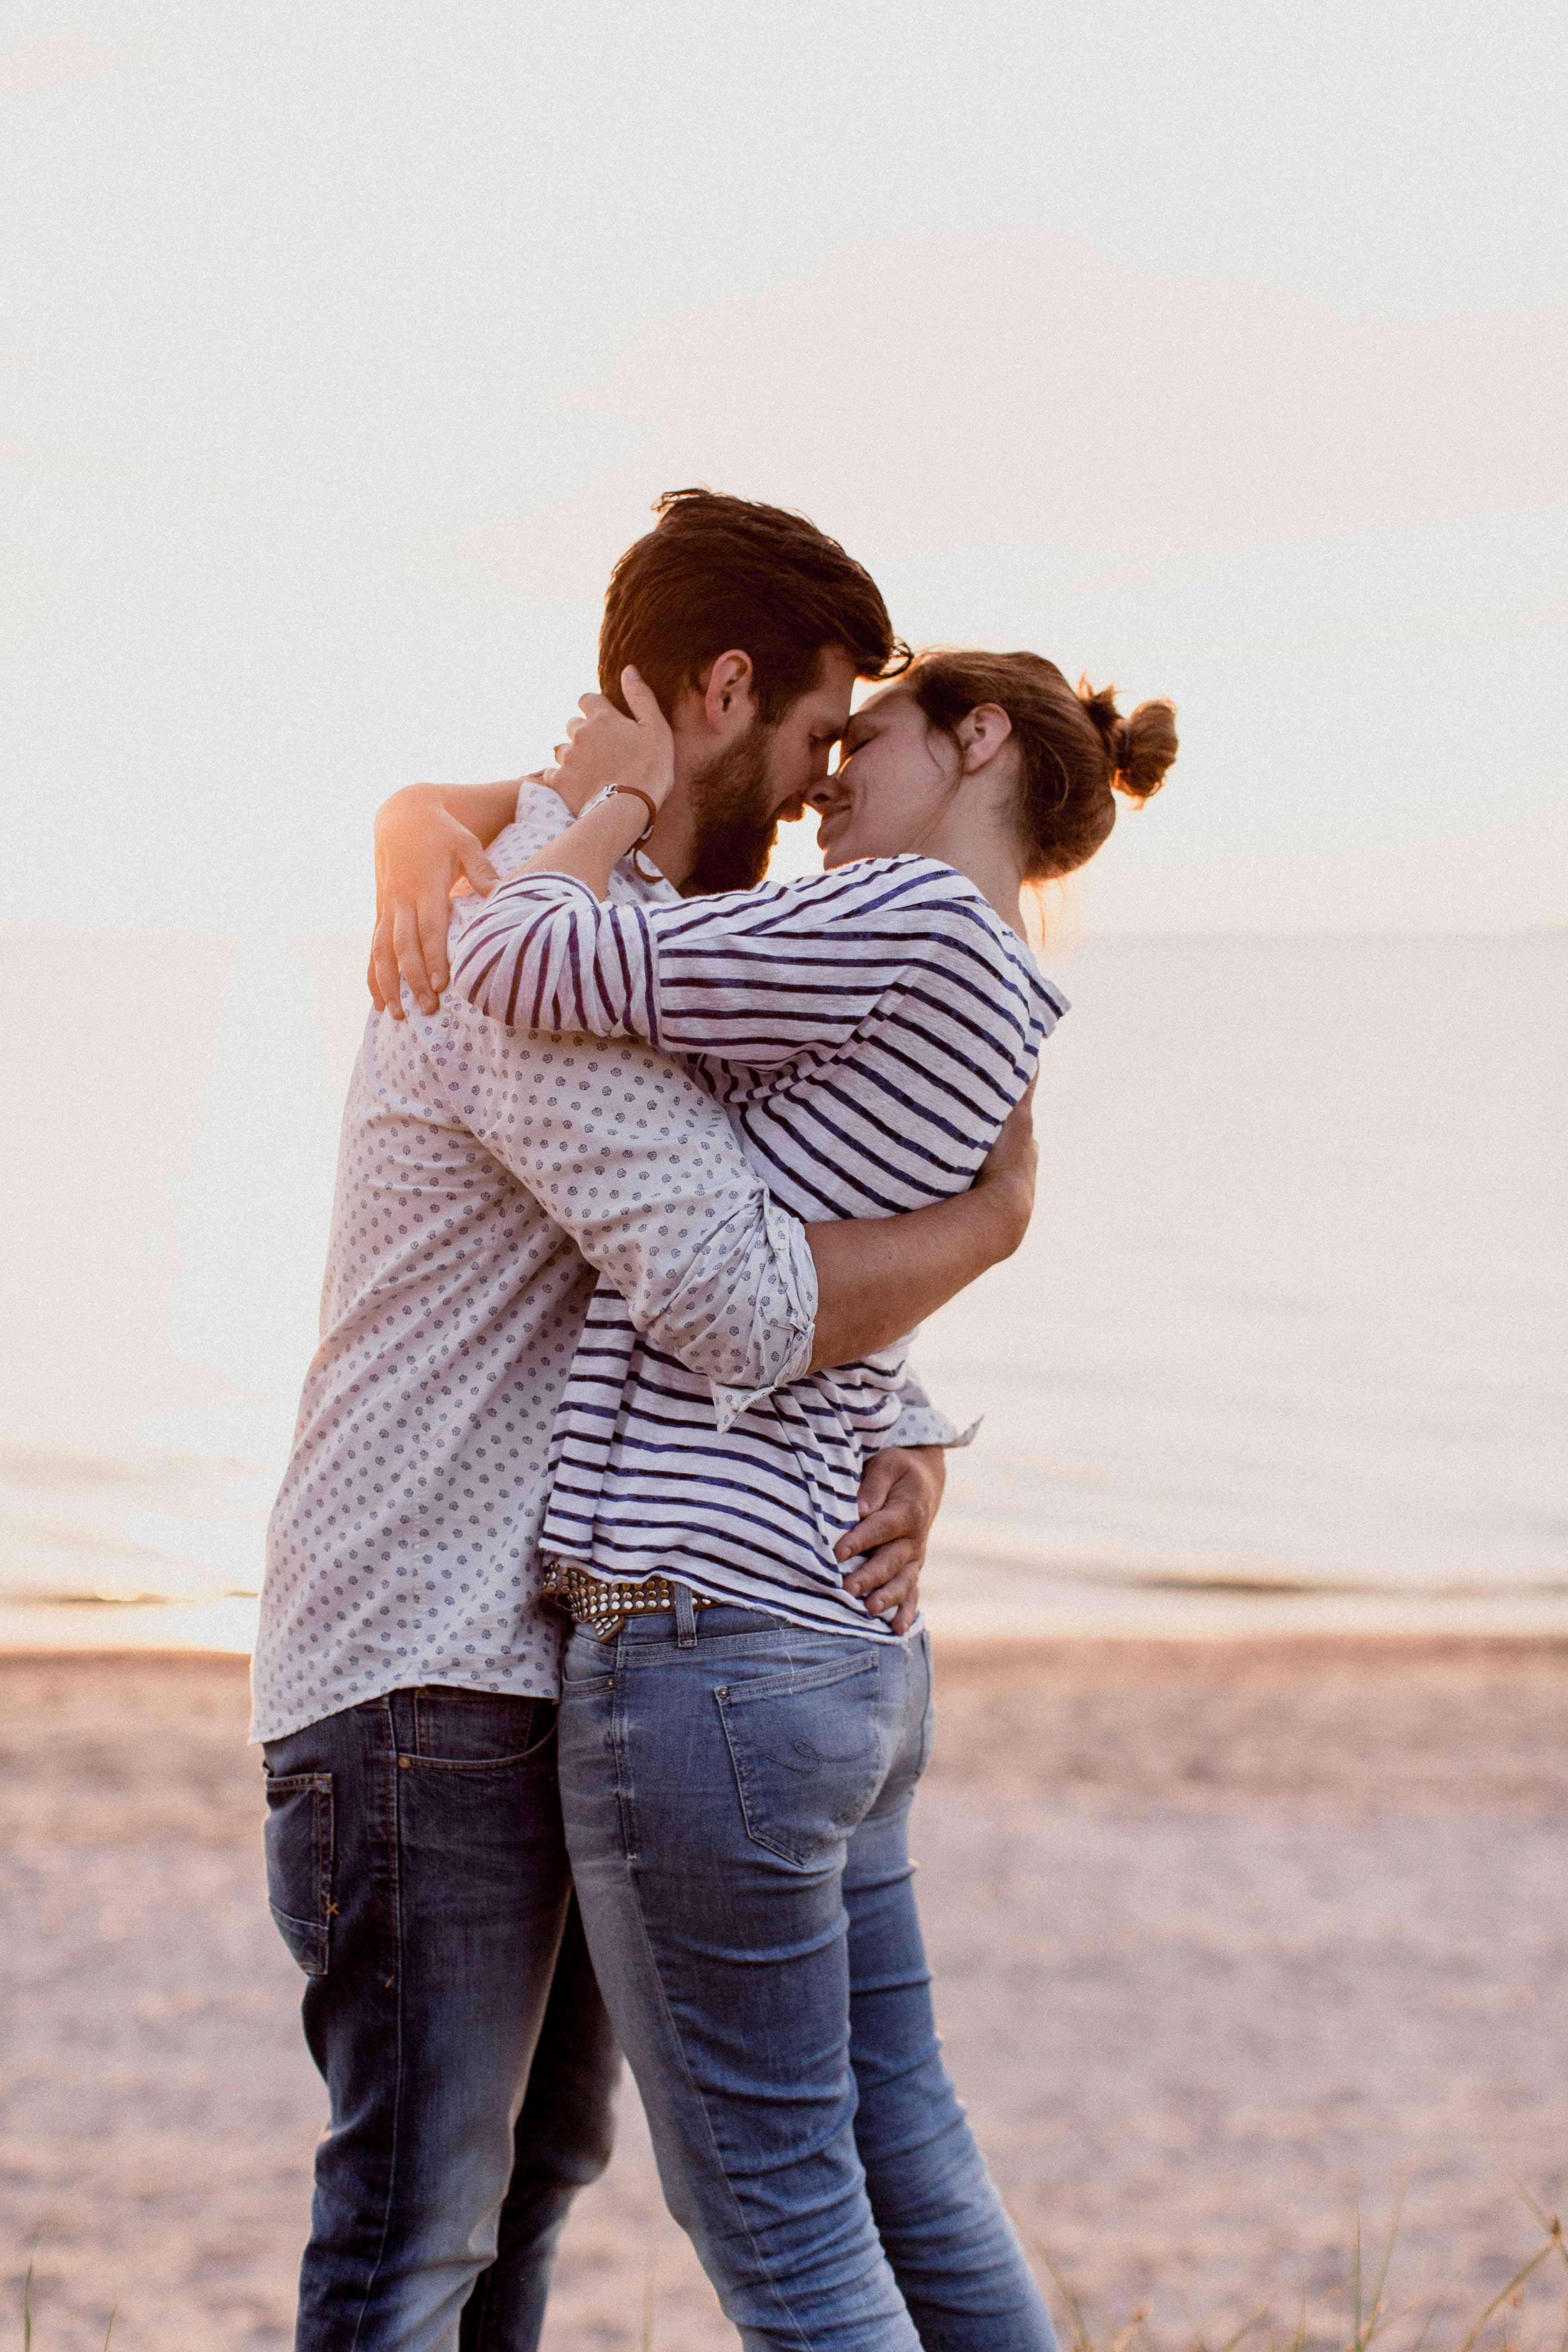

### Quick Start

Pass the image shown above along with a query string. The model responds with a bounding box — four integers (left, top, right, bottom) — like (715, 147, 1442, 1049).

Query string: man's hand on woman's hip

(835, 1445, 947, 1637)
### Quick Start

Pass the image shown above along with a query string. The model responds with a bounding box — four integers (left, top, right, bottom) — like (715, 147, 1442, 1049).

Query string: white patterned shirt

(252, 785, 952, 1740)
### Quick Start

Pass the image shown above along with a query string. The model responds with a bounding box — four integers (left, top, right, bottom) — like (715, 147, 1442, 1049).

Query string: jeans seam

(345, 1698, 404, 2352)
(621, 1851, 816, 2352)
(610, 1648, 638, 1866)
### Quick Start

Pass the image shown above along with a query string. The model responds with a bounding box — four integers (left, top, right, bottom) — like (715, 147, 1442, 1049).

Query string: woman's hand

(548, 668, 675, 817)
(369, 787, 501, 1018)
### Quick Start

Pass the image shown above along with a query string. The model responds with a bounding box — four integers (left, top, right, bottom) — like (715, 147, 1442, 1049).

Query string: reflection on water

(3, 926, 1565, 1650)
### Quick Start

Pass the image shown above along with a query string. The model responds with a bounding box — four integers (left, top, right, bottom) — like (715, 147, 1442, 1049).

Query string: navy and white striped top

(453, 855, 1067, 1638)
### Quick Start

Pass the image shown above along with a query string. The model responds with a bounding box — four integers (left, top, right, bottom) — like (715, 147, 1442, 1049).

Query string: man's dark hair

(599, 489, 908, 723)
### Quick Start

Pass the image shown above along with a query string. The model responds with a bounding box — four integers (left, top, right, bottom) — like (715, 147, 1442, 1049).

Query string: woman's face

(806, 685, 960, 869)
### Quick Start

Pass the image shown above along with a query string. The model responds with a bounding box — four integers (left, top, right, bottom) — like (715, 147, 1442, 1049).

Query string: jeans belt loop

(673, 1581, 698, 1649)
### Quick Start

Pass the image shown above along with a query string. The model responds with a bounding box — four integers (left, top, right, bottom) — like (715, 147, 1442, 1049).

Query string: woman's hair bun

(906, 646, 1177, 883)
(1077, 677, 1179, 804)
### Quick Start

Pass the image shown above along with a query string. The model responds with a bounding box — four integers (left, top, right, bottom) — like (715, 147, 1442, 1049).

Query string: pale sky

(3, 0, 1564, 935)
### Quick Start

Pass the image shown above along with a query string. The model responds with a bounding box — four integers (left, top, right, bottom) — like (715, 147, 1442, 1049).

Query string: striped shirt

(453, 855, 1067, 1639)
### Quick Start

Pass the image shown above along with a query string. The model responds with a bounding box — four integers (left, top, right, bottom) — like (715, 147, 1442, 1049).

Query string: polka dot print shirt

(250, 785, 826, 1740)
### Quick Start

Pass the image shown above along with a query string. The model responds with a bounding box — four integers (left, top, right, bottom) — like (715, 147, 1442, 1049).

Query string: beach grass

(18, 2253, 114, 2352)
(12, 2210, 1566, 2352)
(1013, 2193, 1568, 2352)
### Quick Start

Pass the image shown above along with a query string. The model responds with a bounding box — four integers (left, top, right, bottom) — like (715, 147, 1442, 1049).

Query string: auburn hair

(906, 650, 1178, 880)
(600, 489, 908, 723)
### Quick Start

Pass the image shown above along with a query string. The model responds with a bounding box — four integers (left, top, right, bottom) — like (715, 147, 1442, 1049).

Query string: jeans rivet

(398, 1754, 412, 1768)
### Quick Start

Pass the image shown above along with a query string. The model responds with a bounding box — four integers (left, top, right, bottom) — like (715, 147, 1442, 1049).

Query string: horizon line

(6, 919, 1565, 948)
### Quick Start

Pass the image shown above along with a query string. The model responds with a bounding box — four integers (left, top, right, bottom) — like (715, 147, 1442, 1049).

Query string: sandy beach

(2, 1638, 1566, 2351)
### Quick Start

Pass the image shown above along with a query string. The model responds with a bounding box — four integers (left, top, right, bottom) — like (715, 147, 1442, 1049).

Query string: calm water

(3, 926, 1564, 1650)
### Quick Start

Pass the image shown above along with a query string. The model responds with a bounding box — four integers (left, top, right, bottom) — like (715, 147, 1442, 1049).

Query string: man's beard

(681, 725, 785, 896)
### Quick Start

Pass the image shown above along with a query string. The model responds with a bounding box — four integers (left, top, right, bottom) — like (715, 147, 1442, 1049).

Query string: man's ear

(700, 650, 757, 738)
(956, 702, 1013, 774)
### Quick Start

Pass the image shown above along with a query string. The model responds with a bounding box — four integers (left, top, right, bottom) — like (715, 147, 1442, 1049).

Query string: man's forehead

(801, 645, 861, 730)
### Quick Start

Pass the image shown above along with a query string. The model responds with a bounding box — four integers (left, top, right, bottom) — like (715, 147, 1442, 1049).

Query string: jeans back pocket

(262, 1770, 334, 1975)
(716, 1651, 884, 1868)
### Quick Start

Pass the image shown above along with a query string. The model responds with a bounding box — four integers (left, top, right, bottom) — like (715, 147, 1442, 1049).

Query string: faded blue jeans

(559, 1602, 1055, 2352)
(262, 1686, 621, 2352)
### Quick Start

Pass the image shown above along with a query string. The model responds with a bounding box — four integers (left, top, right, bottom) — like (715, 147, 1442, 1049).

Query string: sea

(2, 925, 1564, 1653)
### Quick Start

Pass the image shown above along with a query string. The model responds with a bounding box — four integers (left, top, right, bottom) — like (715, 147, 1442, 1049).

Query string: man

(255, 491, 1037, 2352)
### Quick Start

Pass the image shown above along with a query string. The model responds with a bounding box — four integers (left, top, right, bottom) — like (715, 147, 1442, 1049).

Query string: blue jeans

(262, 1687, 621, 2352)
(559, 1604, 1055, 2352)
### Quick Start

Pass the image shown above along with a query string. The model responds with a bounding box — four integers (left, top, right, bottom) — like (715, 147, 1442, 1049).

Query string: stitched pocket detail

(262, 1771, 334, 1976)
(716, 1652, 883, 1868)
(410, 1690, 557, 1766)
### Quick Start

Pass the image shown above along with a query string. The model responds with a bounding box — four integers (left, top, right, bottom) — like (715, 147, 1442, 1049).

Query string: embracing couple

(255, 489, 1177, 2352)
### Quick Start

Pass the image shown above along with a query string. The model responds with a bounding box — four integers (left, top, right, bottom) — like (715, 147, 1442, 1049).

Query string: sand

(2, 1639, 1566, 2350)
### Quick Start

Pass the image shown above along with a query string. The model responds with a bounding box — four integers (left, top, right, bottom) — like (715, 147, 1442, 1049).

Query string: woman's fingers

(620, 667, 668, 731)
(366, 948, 387, 1014)
(457, 840, 499, 899)
(418, 887, 452, 1001)
(547, 678, 672, 815)
(370, 911, 405, 1018)
(392, 904, 436, 1015)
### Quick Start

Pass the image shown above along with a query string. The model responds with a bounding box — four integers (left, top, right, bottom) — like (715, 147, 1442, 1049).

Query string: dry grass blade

(640, 2247, 657, 2352)
(21, 2254, 33, 2352)
(991, 2201, 1568, 2352)
(1451, 2234, 1562, 2352)
(1507, 2182, 1568, 2274)
(1106, 2308, 1153, 2352)
(103, 2300, 119, 2350)
(1209, 2301, 1272, 2352)
(1012, 2216, 1094, 2352)
(1352, 2183, 1409, 2352)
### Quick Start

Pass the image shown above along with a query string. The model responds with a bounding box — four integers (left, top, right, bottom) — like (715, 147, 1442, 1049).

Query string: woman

(390, 651, 1176, 2350)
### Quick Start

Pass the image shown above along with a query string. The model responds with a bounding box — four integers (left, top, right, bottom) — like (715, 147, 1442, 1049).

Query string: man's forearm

(805, 1178, 1030, 1372)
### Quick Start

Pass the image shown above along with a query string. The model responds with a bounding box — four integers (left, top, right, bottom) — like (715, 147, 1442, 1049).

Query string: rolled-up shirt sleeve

(441, 1008, 816, 1407)
(603, 1188, 817, 1427)
(868, 1360, 979, 1451)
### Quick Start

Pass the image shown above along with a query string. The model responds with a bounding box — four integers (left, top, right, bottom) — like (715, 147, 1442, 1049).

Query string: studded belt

(542, 1558, 719, 1644)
